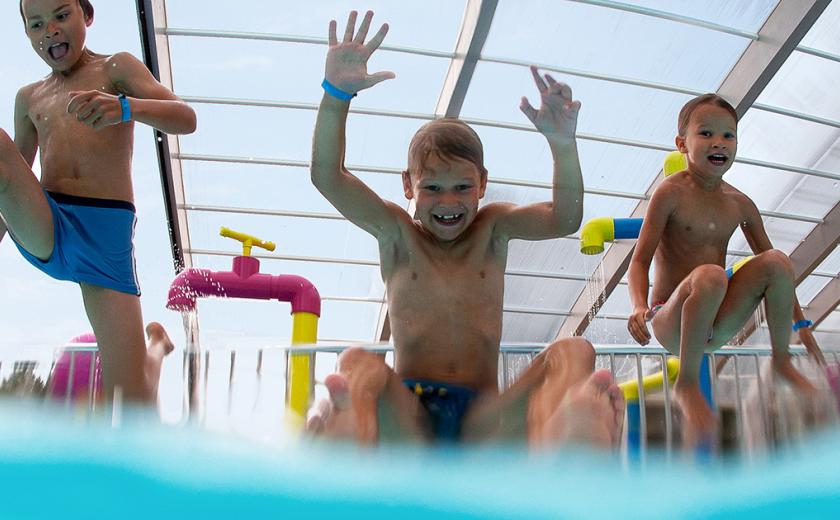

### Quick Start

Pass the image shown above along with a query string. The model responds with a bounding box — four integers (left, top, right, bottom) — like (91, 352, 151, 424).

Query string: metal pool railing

(1, 343, 837, 455)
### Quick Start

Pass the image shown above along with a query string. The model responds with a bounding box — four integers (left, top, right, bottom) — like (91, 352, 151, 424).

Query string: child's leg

(0, 130, 53, 258)
(651, 265, 729, 437)
(461, 338, 624, 448)
(80, 283, 150, 403)
(710, 249, 815, 393)
(306, 347, 430, 445)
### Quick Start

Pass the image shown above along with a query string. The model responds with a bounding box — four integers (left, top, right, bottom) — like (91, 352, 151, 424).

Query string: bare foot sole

(673, 383, 717, 448)
(540, 369, 625, 449)
(145, 322, 175, 356)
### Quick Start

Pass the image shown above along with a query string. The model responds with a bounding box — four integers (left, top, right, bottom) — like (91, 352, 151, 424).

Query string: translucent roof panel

(483, 0, 770, 90)
(168, 37, 451, 113)
(462, 61, 694, 146)
(164, 0, 466, 53)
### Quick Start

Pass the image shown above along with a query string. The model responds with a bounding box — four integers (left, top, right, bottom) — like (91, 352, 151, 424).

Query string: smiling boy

(306, 11, 624, 447)
(0, 0, 195, 404)
(627, 94, 824, 444)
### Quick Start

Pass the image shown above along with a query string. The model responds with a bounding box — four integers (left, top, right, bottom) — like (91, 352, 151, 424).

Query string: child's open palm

(325, 11, 395, 96)
(520, 66, 580, 145)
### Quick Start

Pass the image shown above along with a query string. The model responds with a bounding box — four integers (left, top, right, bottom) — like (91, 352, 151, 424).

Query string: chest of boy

(30, 72, 114, 131)
(668, 202, 742, 245)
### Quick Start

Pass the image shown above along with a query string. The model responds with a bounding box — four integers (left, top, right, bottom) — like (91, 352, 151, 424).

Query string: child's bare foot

(673, 381, 717, 446)
(145, 322, 174, 356)
(540, 369, 625, 448)
(774, 356, 818, 395)
(306, 373, 379, 445)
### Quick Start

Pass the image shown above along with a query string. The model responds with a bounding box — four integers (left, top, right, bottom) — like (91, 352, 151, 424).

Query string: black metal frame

(134, 0, 185, 272)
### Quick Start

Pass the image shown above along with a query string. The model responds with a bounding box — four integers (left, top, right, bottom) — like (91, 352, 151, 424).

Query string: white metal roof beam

(554, 0, 831, 340)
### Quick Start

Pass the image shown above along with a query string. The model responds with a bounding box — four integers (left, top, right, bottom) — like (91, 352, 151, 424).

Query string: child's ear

(478, 168, 488, 198)
(675, 135, 687, 154)
(401, 170, 414, 200)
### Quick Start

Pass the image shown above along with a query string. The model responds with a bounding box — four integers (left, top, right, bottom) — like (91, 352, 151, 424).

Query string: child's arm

(66, 53, 196, 135)
(741, 197, 826, 364)
(627, 185, 675, 345)
(311, 11, 400, 240)
(491, 67, 583, 241)
(0, 87, 39, 245)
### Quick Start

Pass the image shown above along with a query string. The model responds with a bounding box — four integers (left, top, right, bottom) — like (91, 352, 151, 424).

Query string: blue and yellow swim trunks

(404, 379, 477, 442)
(12, 190, 140, 295)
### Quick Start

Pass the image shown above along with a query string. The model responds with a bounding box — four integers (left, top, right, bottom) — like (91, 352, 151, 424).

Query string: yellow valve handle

(220, 227, 276, 256)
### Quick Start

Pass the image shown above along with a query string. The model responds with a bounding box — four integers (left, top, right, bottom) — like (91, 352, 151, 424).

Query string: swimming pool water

(1, 400, 839, 519)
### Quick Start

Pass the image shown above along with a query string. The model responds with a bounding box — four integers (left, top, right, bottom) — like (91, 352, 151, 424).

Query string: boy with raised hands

(307, 11, 624, 447)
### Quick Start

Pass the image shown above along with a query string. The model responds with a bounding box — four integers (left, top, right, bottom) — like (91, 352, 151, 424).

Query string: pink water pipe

(166, 228, 320, 316)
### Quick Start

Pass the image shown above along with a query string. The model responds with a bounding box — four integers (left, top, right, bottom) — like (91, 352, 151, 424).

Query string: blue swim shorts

(404, 379, 477, 442)
(12, 190, 140, 295)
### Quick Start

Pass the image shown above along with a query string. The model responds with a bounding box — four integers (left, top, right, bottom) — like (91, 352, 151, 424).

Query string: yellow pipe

(580, 217, 615, 255)
(287, 311, 319, 428)
(619, 357, 680, 401)
(663, 150, 687, 177)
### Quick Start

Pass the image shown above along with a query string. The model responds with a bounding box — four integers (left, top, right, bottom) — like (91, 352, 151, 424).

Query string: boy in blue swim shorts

(305, 11, 624, 447)
(627, 94, 825, 445)
(0, 0, 195, 404)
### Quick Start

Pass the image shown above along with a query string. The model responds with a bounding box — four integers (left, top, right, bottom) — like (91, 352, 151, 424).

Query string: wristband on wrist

(792, 319, 813, 332)
(117, 93, 132, 122)
(321, 78, 356, 101)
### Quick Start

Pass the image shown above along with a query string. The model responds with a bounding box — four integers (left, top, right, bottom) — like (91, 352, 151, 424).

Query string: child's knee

(545, 337, 595, 368)
(337, 347, 386, 373)
(758, 249, 793, 279)
(691, 264, 728, 297)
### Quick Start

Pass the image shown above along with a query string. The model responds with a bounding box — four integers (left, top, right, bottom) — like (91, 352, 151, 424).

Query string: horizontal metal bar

(322, 296, 385, 304)
(479, 55, 703, 96)
(188, 248, 379, 267)
(182, 204, 346, 221)
(564, 0, 758, 39)
(796, 45, 840, 64)
(504, 306, 571, 317)
(283, 343, 813, 355)
(173, 152, 645, 200)
(175, 152, 824, 225)
(752, 102, 840, 130)
(179, 97, 840, 183)
(505, 269, 589, 282)
(159, 27, 455, 59)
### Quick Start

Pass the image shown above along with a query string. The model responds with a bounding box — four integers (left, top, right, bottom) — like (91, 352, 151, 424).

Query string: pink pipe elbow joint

(166, 228, 320, 316)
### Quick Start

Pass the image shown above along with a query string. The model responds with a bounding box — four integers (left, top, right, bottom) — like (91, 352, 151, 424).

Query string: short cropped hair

(677, 94, 737, 136)
(407, 119, 487, 178)
(20, 0, 94, 24)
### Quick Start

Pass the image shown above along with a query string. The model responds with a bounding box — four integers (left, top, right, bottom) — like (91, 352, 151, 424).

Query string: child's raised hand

(67, 90, 124, 131)
(520, 66, 580, 144)
(325, 11, 395, 96)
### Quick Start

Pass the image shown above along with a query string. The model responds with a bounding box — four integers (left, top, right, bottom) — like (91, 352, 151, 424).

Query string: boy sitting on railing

(306, 11, 624, 447)
(626, 93, 825, 445)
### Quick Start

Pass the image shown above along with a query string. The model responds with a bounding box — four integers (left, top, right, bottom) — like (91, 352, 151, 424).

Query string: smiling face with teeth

(675, 103, 738, 179)
(402, 153, 487, 242)
(22, 0, 93, 73)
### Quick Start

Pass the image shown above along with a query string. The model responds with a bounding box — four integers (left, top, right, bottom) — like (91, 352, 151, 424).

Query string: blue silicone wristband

(321, 79, 356, 101)
(792, 319, 813, 332)
(117, 93, 131, 122)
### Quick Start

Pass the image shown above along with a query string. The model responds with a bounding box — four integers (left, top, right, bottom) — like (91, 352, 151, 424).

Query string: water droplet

(157, 137, 163, 142)
(112, 63, 117, 67)
(834, 182, 838, 188)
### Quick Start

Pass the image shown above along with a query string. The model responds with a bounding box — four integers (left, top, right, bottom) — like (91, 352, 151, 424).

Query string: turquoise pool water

(1, 401, 839, 519)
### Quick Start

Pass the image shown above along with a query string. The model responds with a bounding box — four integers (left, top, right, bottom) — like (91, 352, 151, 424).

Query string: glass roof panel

(797, 274, 832, 304)
(813, 246, 840, 276)
(484, 0, 758, 90)
(163, 0, 466, 52)
(182, 162, 406, 214)
(462, 61, 693, 147)
(186, 212, 380, 262)
(798, 0, 840, 54)
(168, 37, 450, 113)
